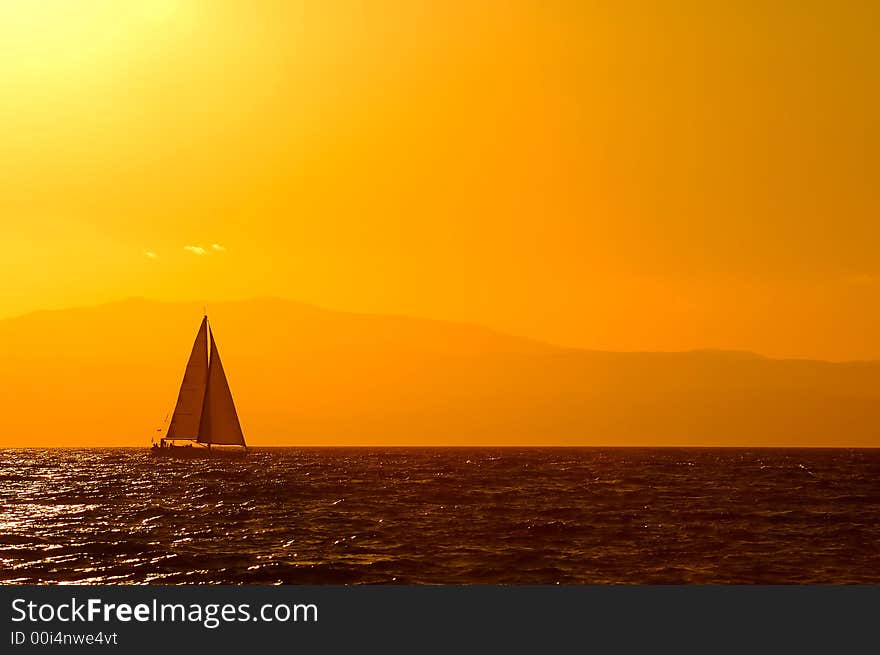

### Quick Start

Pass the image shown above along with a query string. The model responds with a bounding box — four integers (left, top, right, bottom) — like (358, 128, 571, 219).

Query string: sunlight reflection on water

(1, 447, 879, 584)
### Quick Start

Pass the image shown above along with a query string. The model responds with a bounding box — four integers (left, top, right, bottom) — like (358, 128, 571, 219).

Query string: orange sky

(1, 1, 878, 361)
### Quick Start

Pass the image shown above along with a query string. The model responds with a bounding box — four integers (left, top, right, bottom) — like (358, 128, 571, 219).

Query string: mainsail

(165, 316, 209, 439)
(197, 327, 246, 446)
(164, 317, 246, 447)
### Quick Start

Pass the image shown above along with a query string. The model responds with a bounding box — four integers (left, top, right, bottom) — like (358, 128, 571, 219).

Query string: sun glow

(0, 1, 877, 363)
(0, 0, 185, 77)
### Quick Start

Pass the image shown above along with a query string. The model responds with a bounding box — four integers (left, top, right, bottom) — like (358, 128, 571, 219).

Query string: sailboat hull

(149, 446, 247, 459)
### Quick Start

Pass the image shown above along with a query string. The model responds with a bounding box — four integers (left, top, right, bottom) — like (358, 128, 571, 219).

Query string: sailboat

(151, 315, 247, 458)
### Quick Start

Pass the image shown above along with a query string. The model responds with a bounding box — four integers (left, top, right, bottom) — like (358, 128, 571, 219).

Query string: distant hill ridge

(1, 298, 878, 447)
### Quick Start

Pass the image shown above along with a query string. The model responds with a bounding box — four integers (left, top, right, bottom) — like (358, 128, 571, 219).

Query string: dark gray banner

(1, 586, 876, 653)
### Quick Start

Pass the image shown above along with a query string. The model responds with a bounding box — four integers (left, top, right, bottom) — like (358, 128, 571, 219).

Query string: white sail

(197, 326, 246, 446)
(165, 316, 209, 439)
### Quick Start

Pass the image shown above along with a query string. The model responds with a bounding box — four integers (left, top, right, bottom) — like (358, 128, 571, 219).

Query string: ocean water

(1, 448, 878, 584)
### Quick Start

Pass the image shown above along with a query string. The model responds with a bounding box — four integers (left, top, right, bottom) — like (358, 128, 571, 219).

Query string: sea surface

(1, 448, 878, 584)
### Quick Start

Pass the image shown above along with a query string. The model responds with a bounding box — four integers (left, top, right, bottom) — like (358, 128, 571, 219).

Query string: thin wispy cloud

(183, 245, 207, 255)
(143, 250, 159, 259)
(211, 243, 226, 252)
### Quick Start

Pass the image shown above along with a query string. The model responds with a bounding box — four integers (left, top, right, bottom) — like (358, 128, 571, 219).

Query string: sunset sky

(2, 1, 878, 361)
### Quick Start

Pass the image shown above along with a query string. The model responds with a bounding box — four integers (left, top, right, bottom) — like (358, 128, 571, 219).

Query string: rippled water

(1, 448, 878, 584)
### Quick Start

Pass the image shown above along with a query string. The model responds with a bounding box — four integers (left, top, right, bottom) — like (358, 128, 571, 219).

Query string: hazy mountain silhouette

(1, 298, 878, 446)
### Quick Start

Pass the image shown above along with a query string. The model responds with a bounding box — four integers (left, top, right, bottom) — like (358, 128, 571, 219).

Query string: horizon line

(4, 444, 880, 450)
(6, 444, 880, 451)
